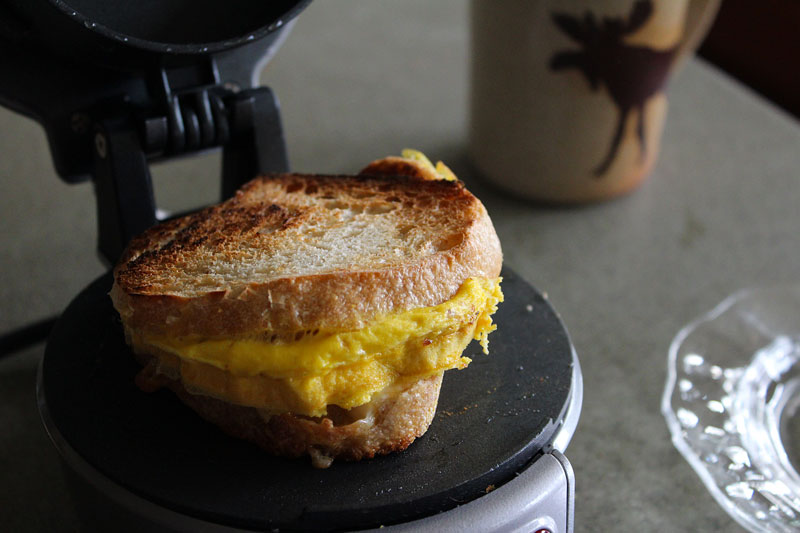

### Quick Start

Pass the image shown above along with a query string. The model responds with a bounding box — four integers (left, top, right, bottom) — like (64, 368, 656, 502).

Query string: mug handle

(671, 0, 722, 73)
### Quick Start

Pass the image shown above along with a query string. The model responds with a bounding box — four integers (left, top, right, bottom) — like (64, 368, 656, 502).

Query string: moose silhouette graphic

(549, 0, 678, 177)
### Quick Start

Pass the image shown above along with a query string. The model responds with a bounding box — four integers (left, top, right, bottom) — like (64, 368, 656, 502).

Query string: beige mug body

(469, 0, 719, 203)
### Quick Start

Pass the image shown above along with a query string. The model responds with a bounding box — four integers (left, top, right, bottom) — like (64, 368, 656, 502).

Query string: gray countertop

(2, 1, 799, 531)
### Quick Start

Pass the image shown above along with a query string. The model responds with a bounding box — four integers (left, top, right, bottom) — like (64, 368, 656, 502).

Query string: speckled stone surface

(1, 1, 798, 531)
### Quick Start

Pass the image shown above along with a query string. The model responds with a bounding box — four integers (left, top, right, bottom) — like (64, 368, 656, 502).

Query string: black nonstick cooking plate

(40, 267, 574, 531)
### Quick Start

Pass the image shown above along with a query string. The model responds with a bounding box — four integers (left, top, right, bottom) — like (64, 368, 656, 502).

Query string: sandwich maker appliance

(0, 2, 583, 531)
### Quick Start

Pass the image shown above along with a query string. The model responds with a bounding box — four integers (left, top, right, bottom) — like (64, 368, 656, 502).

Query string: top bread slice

(111, 172, 502, 338)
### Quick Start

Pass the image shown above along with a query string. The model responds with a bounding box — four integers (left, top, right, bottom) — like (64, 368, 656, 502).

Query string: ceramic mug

(469, 0, 720, 203)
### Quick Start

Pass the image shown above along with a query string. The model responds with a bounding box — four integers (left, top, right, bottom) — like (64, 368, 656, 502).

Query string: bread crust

(162, 367, 443, 467)
(111, 174, 502, 337)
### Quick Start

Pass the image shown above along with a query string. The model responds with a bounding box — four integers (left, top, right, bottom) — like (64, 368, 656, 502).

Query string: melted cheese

(135, 277, 503, 416)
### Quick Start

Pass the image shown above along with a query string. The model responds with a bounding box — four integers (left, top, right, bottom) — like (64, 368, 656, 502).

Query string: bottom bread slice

(134, 354, 443, 468)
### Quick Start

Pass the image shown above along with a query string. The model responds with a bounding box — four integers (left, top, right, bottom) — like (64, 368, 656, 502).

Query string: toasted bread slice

(360, 148, 458, 182)
(135, 352, 444, 468)
(111, 173, 502, 338)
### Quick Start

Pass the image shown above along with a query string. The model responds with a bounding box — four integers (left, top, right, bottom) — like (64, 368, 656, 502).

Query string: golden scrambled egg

(136, 277, 503, 416)
(400, 149, 458, 181)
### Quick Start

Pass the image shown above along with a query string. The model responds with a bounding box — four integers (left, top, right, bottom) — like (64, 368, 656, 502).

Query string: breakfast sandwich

(110, 151, 503, 468)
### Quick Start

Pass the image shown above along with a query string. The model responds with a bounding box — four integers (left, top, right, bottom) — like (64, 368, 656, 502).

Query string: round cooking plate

(40, 267, 574, 531)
